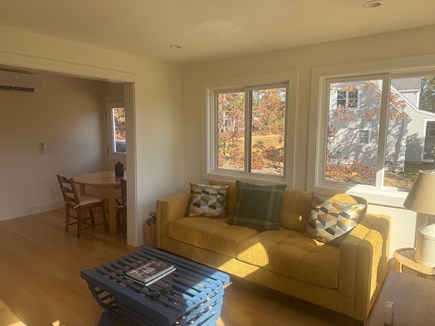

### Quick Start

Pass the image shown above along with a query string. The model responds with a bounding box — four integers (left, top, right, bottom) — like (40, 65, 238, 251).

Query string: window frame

(203, 71, 298, 185)
(308, 56, 435, 207)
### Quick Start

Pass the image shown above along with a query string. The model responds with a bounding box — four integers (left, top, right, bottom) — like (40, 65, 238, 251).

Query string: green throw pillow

(228, 180, 286, 231)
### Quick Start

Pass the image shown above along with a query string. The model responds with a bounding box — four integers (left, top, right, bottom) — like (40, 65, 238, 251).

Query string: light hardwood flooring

(0, 209, 357, 326)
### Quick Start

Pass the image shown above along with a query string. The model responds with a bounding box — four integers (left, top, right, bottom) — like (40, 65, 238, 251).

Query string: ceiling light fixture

(363, 0, 383, 8)
(169, 44, 182, 49)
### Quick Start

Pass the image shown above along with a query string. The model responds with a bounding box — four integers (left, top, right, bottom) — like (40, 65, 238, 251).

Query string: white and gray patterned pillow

(305, 192, 366, 243)
(188, 183, 229, 217)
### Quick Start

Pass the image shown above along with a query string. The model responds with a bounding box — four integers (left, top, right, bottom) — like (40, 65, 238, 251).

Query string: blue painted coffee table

(81, 246, 230, 326)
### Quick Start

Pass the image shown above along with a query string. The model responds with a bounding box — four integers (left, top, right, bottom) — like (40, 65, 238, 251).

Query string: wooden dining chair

(116, 178, 127, 237)
(56, 174, 108, 238)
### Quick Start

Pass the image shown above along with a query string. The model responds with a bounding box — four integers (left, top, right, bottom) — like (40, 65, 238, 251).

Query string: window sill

(312, 183, 408, 208)
(203, 169, 287, 185)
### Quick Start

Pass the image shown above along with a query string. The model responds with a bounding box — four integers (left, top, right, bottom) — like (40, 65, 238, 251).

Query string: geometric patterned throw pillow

(188, 183, 229, 217)
(305, 192, 366, 243)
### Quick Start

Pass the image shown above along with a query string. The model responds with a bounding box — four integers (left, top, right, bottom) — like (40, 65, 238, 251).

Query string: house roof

(1, 1, 435, 65)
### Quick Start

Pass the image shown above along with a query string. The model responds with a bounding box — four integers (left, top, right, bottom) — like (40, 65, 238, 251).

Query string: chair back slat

(57, 174, 80, 206)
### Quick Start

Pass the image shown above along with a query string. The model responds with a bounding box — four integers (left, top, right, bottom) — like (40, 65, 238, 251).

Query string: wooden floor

(0, 209, 357, 326)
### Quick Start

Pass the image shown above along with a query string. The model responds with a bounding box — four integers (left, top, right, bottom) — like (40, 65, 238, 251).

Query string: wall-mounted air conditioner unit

(0, 70, 42, 93)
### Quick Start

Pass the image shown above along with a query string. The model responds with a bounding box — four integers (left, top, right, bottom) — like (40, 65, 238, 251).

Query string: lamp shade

(403, 170, 435, 215)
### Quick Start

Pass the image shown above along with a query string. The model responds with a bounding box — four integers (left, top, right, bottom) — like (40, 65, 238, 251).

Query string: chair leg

(77, 209, 82, 238)
(122, 209, 127, 238)
(90, 208, 96, 226)
(101, 204, 108, 232)
(116, 210, 121, 231)
(65, 206, 70, 233)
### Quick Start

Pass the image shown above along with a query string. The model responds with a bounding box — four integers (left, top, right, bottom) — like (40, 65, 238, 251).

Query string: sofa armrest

(156, 192, 190, 248)
(338, 213, 390, 321)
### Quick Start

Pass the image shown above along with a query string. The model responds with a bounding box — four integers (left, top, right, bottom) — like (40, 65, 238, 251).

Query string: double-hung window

(204, 72, 297, 183)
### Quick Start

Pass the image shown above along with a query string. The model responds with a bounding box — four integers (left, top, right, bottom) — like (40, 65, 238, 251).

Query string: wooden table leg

(396, 261, 403, 273)
(107, 185, 117, 233)
(79, 184, 86, 195)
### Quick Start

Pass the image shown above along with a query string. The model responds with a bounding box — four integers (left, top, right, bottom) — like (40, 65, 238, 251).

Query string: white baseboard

(0, 201, 64, 221)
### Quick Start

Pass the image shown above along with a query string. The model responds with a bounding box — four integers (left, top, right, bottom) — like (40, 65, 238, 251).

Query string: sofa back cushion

(279, 190, 312, 232)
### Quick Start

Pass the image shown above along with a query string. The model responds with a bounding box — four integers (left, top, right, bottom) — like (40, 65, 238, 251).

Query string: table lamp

(403, 170, 435, 267)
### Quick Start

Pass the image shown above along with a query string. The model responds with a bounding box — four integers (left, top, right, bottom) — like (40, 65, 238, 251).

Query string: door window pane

(251, 87, 286, 176)
(217, 92, 245, 171)
(326, 79, 382, 185)
(112, 107, 126, 153)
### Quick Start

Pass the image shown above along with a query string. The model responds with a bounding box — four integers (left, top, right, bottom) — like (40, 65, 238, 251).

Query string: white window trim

(308, 54, 435, 207)
(202, 71, 298, 186)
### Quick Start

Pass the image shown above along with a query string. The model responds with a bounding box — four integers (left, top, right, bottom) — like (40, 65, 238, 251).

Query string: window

(111, 107, 126, 153)
(314, 70, 435, 195)
(359, 130, 369, 144)
(326, 77, 383, 186)
(204, 71, 297, 183)
(337, 88, 359, 109)
(217, 85, 287, 176)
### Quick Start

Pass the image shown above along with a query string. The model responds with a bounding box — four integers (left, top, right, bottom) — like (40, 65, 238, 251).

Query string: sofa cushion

(188, 183, 229, 217)
(237, 229, 340, 289)
(168, 216, 259, 257)
(279, 190, 312, 232)
(228, 181, 286, 231)
(306, 192, 367, 244)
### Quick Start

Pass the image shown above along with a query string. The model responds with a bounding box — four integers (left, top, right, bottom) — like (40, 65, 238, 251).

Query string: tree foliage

(419, 77, 435, 113)
(114, 107, 126, 141)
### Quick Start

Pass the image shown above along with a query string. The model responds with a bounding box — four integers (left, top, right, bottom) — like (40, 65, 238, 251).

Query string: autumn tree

(419, 77, 435, 113)
(217, 87, 286, 175)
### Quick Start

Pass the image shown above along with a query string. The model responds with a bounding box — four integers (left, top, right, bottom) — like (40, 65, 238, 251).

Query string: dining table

(73, 170, 124, 233)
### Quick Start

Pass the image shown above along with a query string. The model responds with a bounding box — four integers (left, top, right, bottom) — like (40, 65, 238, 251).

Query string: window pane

(326, 80, 382, 185)
(217, 92, 245, 171)
(384, 76, 435, 189)
(113, 107, 126, 153)
(251, 87, 286, 176)
(348, 90, 358, 108)
(359, 130, 369, 144)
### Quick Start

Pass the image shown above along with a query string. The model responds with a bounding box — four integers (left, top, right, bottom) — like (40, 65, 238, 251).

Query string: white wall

(182, 25, 435, 256)
(0, 26, 184, 246)
(0, 74, 106, 220)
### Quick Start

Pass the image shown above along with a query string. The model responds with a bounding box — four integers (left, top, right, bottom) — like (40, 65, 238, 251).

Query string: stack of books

(125, 259, 176, 287)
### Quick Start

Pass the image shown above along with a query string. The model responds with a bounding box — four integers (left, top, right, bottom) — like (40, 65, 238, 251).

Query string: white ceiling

(1, 0, 435, 66)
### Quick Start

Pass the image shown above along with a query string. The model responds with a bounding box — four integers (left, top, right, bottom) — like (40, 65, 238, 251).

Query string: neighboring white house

(392, 78, 435, 164)
(328, 77, 435, 172)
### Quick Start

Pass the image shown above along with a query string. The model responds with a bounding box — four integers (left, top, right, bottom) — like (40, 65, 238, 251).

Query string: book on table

(126, 259, 176, 286)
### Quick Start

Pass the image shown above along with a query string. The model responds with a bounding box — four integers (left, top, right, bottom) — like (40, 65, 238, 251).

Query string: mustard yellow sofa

(156, 181, 390, 322)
